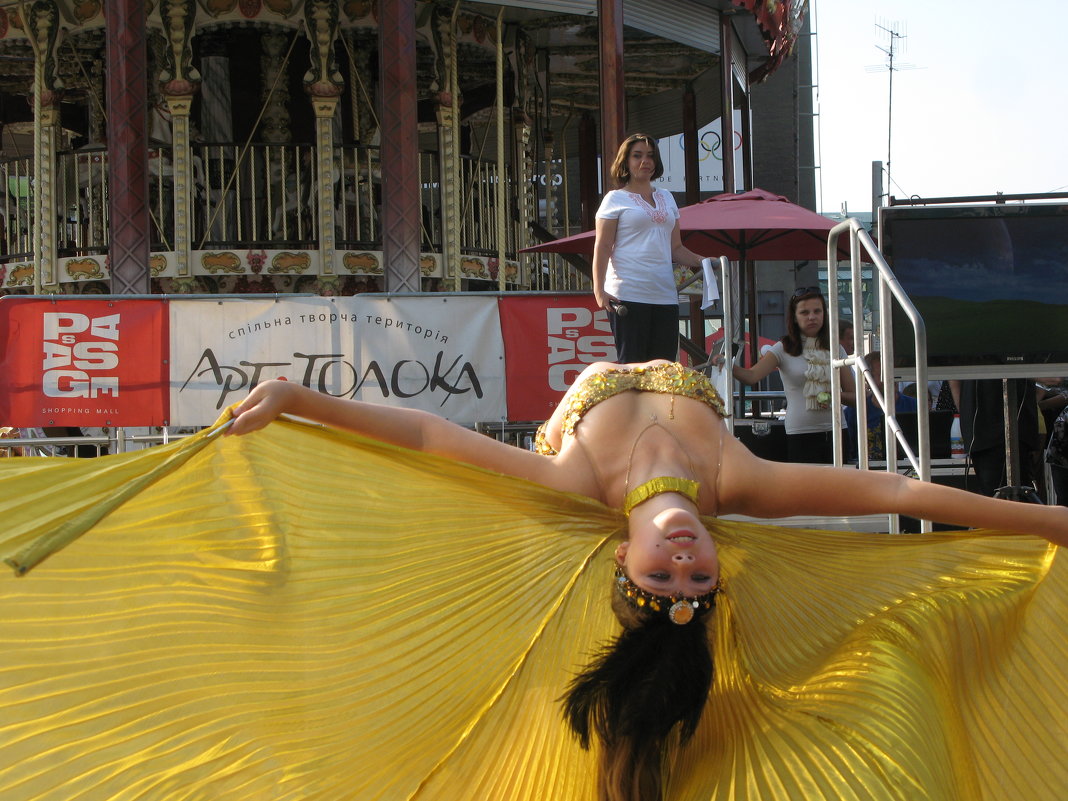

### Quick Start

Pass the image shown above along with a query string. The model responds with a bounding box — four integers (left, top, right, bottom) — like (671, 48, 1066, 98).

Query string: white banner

(656, 111, 745, 193)
(169, 296, 506, 426)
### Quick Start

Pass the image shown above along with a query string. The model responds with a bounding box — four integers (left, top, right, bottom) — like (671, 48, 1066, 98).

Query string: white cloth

(597, 189, 681, 306)
(801, 337, 832, 411)
(700, 257, 720, 311)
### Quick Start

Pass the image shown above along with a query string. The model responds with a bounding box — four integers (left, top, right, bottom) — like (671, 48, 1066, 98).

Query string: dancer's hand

(227, 378, 293, 436)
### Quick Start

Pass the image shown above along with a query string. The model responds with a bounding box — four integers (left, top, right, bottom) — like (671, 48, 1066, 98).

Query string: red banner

(498, 295, 616, 421)
(0, 298, 169, 427)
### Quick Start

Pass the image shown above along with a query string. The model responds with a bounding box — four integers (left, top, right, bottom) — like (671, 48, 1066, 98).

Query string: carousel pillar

(542, 129, 556, 289)
(85, 59, 107, 248)
(32, 106, 59, 292)
(512, 112, 533, 286)
(434, 6, 461, 290)
(597, 0, 625, 192)
(495, 12, 507, 292)
(163, 95, 195, 276)
(377, 0, 420, 292)
(24, 0, 62, 292)
(105, 0, 151, 294)
(436, 95, 461, 291)
(158, 0, 200, 278)
(578, 112, 598, 231)
(305, 0, 344, 274)
(312, 102, 341, 272)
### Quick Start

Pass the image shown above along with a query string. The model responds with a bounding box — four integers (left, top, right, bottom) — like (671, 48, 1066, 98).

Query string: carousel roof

(0, 0, 806, 156)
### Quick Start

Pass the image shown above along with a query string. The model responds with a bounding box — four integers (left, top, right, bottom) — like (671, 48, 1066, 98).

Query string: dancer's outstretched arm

(228, 379, 557, 485)
(719, 435, 1068, 544)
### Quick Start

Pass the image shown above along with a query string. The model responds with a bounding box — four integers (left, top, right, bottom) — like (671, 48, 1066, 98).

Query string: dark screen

(881, 203, 1068, 368)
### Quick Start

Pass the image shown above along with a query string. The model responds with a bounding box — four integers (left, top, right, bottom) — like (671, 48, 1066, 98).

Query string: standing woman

(729, 286, 855, 463)
(593, 134, 706, 362)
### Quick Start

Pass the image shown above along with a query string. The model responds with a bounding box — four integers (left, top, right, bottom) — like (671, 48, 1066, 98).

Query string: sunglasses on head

(792, 286, 822, 299)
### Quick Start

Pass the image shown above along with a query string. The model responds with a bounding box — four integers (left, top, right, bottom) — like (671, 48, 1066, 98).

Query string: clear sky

(813, 0, 1068, 216)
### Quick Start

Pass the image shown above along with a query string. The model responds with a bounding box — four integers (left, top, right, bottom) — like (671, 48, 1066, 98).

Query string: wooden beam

(598, 0, 625, 192)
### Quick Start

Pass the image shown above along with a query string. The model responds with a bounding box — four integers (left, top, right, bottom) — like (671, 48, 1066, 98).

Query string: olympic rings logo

(671, 129, 743, 162)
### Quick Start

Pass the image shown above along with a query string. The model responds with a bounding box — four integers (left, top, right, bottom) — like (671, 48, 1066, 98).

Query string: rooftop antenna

(865, 19, 917, 203)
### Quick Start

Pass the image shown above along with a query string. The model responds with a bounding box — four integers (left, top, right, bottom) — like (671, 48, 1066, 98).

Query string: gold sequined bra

(534, 362, 729, 456)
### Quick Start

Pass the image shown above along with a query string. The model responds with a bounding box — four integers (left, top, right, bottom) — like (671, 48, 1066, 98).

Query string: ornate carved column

(513, 111, 533, 281)
(305, 0, 344, 272)
(511, 31, 536, 287)
(105, 0, 151, 294)
(25, 0, 62, 291)
(433, 6, 461, 290)
(377, 0, 420, 292)
(158, 0, 200, 277)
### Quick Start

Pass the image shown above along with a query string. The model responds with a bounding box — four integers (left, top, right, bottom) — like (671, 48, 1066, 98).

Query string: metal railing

(827, 217, 931, 532)
(196, 142, 317, 248)
(0, 428, 197, 459)
(0, 156, 35, 260)
(4, 141, 588, 292)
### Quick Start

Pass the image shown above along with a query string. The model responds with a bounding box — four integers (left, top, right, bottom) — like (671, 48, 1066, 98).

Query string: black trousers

(1051, 464, 1068, 507)
(609, 300, 679, 363)
(969, 446, 1036, 498)
(786, 430, 834, 464)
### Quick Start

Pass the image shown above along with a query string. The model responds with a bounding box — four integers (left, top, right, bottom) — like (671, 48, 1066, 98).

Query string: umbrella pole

(745, 254, 762, 418)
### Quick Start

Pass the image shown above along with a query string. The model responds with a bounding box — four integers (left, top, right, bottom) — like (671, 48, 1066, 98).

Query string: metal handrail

(827, 218, 932, 532)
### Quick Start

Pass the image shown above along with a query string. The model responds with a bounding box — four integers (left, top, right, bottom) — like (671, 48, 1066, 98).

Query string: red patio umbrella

(521, 188, 857, 262)
(522, 188, 863, 371)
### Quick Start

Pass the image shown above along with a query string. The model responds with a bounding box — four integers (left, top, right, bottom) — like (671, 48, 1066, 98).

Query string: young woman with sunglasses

(728, 286, 854, 463)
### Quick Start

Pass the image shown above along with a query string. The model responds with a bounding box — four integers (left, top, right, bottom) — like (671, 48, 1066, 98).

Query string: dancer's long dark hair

(561, 592, 714, 801)
(781, 287, 829, 356)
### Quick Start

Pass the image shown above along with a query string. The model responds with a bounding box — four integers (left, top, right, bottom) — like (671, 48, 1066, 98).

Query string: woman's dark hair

(609, 134, 665, 188)
(561, 590, 714, 801)
(781, 287, 829, 357)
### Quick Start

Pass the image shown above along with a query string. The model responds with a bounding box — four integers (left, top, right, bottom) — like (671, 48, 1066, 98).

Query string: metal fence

(0, 428, 197, 459)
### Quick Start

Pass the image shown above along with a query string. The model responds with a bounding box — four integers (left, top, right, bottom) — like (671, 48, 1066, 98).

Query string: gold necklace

(623, 476, 701, 517)
(622, 410, 699, 513)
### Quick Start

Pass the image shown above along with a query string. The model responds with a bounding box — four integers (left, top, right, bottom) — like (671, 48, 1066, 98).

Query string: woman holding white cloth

(728, 286, 855, 463)
(592, 134, 706, 362)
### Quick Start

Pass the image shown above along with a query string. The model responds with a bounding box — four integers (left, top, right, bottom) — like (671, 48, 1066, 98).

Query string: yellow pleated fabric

(0, 417, 1065, 801)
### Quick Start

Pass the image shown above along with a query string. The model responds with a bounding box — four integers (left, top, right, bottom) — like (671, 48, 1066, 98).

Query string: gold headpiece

(622, 476, 700, 517)
(614, 566, 719, 625)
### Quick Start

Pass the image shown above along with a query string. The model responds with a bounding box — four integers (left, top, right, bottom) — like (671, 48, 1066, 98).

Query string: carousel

(0, 0, 806, 297)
